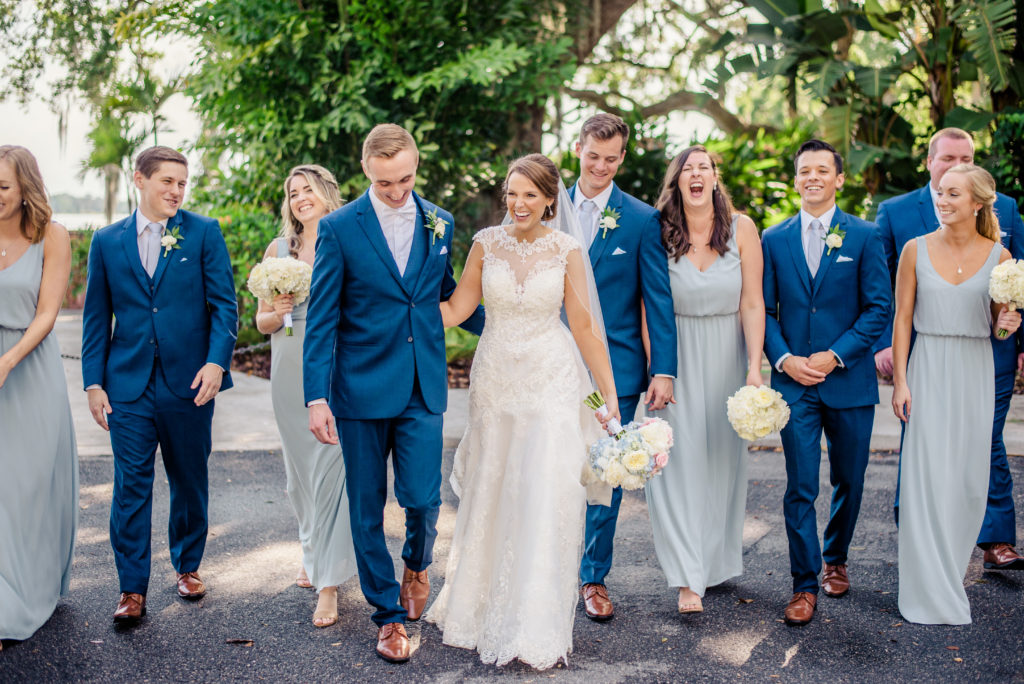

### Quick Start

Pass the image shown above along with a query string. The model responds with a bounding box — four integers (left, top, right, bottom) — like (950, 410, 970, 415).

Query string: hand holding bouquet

(247, 257, 313, 336)
(726, 385, 790, 441)
(585, 391, 673, 490)
(988, 259, 1024, 339)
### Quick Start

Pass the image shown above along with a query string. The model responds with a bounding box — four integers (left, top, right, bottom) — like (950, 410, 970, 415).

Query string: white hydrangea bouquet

(583, 391, 673, 490)
(247, 257, 313, 336)
(988, 258, 1024, 339)
(726, 385, 791, 441)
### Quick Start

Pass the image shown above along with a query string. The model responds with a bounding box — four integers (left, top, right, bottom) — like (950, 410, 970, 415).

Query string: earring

(974, 209, 979, 217)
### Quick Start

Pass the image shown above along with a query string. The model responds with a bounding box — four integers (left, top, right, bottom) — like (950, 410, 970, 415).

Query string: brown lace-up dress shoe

(376, 623, 411, 663)
(581, 583, 614, 621)
(400, 567, 430, 621)
(983, 543, 1024, 570)
(113, 592, 146, 623)
(784, 592, 817, 625)
(821, 563, 850, 597)
(176, 572, 206, 600)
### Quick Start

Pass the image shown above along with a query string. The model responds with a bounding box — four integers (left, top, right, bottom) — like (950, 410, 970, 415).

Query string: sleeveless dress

(269, 239, 357, 591)
(0, 241, 78, 640)
(426, 226, 603, 670)
(898, 236, 999, 625)
(645, 218, 748, 595)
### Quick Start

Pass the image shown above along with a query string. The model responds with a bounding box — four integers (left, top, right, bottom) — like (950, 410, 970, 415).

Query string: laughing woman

(255, 165, 357, 627)
(645, 145, 765, 615)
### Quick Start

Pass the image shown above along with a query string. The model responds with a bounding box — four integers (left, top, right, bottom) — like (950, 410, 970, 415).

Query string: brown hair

(656, 145, 736, 261)
(0, 145, 53, 243)
(280, 164, 344, 256)
(504, 154, 559, 221)
(945, 163, 999, 242)
(928, 128, 975, 157)
(579, 113, 630, 152)
(135, 146, 188, 178)
(362, 124, 418, 161)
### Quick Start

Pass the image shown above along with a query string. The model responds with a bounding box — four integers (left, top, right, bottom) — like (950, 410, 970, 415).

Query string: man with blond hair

(303, 123, 483, 663)
(873, 127, 1024, 570)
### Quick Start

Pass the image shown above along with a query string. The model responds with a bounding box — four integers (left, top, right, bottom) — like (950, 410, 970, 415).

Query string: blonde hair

(0, 145, 53, 243)
(946, 163, 999, 242)
(361, 124, 418, 161)
(279, 164, 344, 256)
(928, 128, 975, 157)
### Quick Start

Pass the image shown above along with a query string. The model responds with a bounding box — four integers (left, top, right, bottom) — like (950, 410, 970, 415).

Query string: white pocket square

(836, 255, 854, 263)
(439, 245, 448, 255)
(612, 247, 627, 256)
(1000, 230, 1008, 237)
(179, 257, 188, 262)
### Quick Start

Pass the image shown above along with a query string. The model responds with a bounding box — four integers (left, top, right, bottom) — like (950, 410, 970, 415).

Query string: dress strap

(275, 237, 289, 258)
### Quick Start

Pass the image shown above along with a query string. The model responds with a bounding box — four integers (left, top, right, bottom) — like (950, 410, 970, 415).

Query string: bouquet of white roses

(988, 258, 1024, 339)
(726, 385, 790, 441)
(584, 391, 673, 490)
(247, 257, 313, 336)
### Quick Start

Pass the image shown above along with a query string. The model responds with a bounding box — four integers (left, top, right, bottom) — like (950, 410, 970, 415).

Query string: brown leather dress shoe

(113, 592, 146, 623)
(581, 583, 614, 621)
(176, 571, 206, 600)
(821, 563, 850, 597)
(784, 592, 817, 625)
(375, 623, 411, 663)
(400, 567, 429, 621)
(983, 543, 1024, 570)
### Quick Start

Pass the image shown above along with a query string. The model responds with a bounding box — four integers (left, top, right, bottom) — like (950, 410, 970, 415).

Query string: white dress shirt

(368, 190, 417, 275)
(573, 182, 614, 247)
(928, 184, 943, 226)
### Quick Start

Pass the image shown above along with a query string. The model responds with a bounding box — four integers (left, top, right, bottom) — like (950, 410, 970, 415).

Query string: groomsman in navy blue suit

(762, 140, 890, 626)
(569, 113, 677, 621)
(872, 127, 1024, 570)
(82, 146, 238, 623)
(304, 124, 484, 663)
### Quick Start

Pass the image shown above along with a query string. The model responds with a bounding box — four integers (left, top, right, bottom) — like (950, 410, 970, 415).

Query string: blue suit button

(152, 307, 158, 313)
(812, 307, 817, 313)
(149, 338, 155, 344)
(407, 336, 413, 342)
(411, 302, 416, 308)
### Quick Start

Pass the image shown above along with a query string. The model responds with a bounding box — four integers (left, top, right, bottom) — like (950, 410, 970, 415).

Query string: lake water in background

(55, 213, 111, 231)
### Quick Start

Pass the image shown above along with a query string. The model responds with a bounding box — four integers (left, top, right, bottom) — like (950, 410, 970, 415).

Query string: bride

(425, 153, 618, 669)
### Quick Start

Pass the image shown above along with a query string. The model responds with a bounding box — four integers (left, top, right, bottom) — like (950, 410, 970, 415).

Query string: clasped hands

(782, 351, 838, 386)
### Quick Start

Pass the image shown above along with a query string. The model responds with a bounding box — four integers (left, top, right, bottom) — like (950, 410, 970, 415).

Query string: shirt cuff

(207, 363, 226, 372)
(653, 374, 675, 379)
(307, 398, 328, 407)
(85, 384, 102, 391)
(774, 353, 793, 373)
(829, 349, 845, 368)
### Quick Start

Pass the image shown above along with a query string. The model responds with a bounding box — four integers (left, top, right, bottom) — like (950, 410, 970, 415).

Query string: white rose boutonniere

(599, 208, 621, 239)
(823, 225, 845, 256)
(426, 209, 447, 245)
(161, 227, 184, 257)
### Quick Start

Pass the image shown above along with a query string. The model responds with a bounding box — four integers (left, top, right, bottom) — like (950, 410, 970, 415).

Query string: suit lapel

(150, 211, 181, 293)
(588, 183, 618, 268)
(811, 209, 844, 296)
(119, 211, 151, 294)
(403, 195, 428, 289)
(784, 216, 812, 295)
(917, 186, 940, 233)
(356, 191, 410, 296)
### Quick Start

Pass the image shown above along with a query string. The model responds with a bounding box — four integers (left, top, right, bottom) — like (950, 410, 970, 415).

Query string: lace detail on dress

(426, 224, 598, 670)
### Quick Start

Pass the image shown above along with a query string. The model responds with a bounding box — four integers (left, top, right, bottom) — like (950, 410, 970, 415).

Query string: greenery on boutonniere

(426, 209, 447, 245)
(823, 225, 845, 255)
(599, 207, 621, 239)
(161, 226, 184, 257)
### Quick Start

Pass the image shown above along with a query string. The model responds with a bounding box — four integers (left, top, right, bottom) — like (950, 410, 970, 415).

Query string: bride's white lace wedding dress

(426, 225, 603, 669)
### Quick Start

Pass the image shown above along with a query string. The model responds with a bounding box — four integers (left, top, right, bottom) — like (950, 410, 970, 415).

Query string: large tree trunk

(103, 164, 120, 225)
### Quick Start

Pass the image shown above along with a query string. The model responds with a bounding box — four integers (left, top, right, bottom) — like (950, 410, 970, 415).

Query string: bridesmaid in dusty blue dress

(892, 165, 1020, 624)
(255, 165, 357, 628)
(645, 146, 765, 615)
(0, 146, 77, 649)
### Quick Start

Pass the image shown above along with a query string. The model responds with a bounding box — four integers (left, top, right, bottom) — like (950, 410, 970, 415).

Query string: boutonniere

(823, 225, 845, 255)
(599, 208, 621, 239)
(426, 209, 447, 245)
(161, 227, 184, 257)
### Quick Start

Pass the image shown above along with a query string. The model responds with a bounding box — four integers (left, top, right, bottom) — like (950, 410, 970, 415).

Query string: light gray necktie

(806, 218, 826, 277)
(579, 199, 598, 246)
(144, 223, 162, 277)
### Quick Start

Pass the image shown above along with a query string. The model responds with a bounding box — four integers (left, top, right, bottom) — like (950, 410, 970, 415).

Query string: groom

(569, 113, 677, 621)
(82, 146, 238, 624)
(304, 124, 484, 663)
(762, 139, 890, 625)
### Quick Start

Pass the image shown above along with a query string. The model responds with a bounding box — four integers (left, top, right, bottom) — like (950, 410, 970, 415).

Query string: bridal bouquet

(247, 257, 313, 336)
(726, 385, 790, 441)
(988, 259, 1024, 339)
(584, 392, 673, 490)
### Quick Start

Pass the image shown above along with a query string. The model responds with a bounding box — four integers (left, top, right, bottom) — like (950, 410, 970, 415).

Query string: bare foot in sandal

(296, 566, 313, 589)
(678, 587, 703, 614)
(313, 586, 338, 628)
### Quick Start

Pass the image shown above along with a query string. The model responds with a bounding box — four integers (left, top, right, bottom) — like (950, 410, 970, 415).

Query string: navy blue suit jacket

(82, 209, 238, 402)
(762, 208, 891, 408)
(569, 182, 677, 397)
(302, 190, 484, 419)
(874, 186, 1024, 363)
